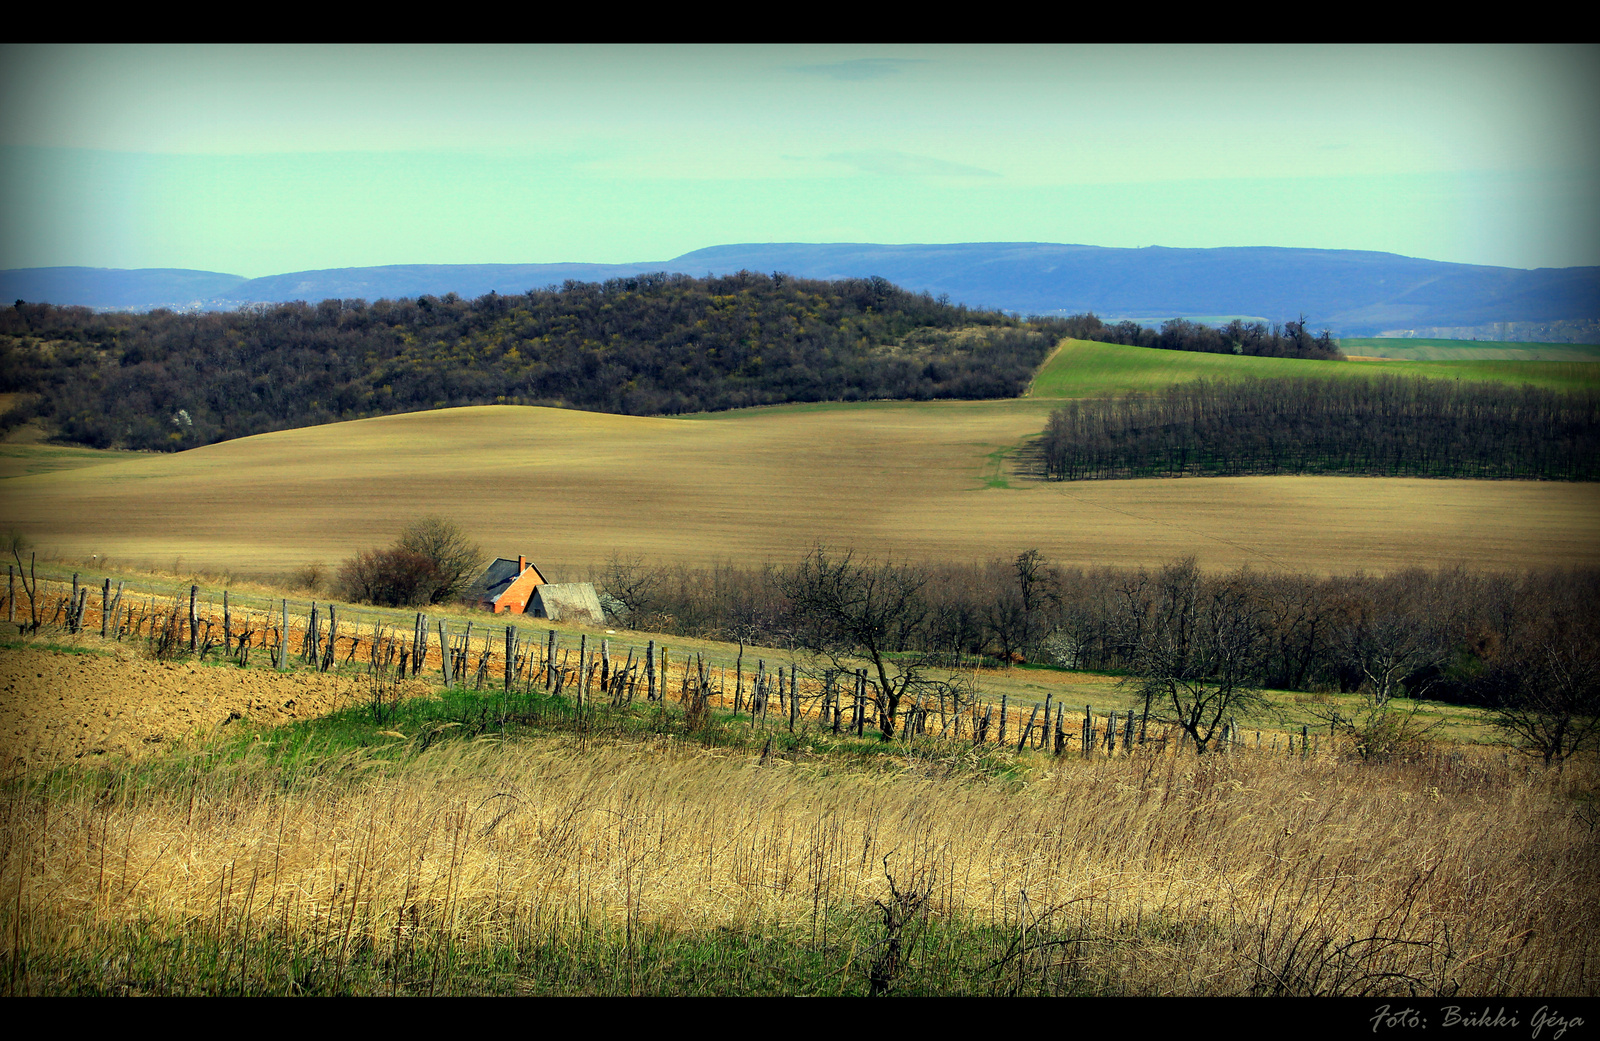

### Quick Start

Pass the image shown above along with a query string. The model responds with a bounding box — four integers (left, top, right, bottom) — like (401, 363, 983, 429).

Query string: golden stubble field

(1, 401, 1596, 577)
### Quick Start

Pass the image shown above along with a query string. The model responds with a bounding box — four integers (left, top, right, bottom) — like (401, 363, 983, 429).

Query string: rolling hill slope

(2, 402, 1594, 579)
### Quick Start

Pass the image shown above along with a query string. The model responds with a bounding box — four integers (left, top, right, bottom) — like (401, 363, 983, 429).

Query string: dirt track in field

(0, 645, 412, 774)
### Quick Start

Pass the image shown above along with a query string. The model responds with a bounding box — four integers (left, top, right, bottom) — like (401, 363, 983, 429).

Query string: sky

(2, 44, 1597, 278)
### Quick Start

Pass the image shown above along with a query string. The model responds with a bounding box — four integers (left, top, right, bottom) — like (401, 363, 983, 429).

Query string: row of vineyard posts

(3, 565, 1341, 758)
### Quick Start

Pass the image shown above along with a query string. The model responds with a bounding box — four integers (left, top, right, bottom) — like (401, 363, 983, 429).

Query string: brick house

(472, 556, 607, 625)
(474, 555, 548, 614)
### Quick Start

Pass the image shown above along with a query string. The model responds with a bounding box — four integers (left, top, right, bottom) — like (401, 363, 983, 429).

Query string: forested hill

(0, 271, 1060, 452)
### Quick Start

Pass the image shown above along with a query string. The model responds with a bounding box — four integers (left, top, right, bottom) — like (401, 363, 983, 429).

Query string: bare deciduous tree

(395, 517, 484, 605)
(597, 553, 663, 630)
(1485, 636, 1600, 769)
(781, 546, 960, 742)
(1130, 559, 1271, 755)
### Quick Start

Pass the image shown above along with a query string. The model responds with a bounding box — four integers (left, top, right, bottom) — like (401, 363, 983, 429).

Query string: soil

(0, 643, 400, 774)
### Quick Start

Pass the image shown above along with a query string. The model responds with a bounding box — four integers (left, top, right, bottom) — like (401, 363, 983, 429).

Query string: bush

(338, 547, 445, 608)
(395, 517, 484, 605)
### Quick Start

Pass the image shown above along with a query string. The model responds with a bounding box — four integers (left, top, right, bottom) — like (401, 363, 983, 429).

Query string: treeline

(595, 553, 1600, 714)
(1050, 313, 1343, 360)
(1039, 375, 1600, 481)
(0, 272, 1057, 451)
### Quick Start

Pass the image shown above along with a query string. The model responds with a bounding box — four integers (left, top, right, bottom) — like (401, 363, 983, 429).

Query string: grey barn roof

(531, 583, 605, 625)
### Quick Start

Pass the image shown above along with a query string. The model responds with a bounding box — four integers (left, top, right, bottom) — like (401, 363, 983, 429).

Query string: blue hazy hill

(6, 243, 1596, 337)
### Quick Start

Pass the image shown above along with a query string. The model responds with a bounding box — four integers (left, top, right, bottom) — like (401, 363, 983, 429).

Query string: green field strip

(1028, 338, 1600, 398)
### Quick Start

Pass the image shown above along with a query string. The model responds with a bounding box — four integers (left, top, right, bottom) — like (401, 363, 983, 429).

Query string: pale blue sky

(2, 44, 1595, 277)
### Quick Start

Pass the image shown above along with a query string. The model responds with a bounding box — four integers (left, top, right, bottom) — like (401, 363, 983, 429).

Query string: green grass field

(1027, 338, 1600, 398)
(1339, 337, 1600, 362)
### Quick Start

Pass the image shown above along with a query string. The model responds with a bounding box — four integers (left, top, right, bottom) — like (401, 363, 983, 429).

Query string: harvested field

(1, 403, 1596, 579)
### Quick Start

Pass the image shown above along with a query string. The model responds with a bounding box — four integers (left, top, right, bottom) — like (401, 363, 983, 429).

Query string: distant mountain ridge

(6, 243, 1597, 338)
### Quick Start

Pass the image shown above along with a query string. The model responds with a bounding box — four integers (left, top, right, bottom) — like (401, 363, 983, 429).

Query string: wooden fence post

(324, 604, 338, 671)
(1017, 704, 1039, 753)
(646, 640, 656, 701)
(278, 598, 289, 671)
(577, 633, 587, 709)
(438, 620, 452, 686)
(546, 630, 557, 690)
(505, 625, 515, 692)
(734, 640, 744, 714)
(998, 695, 1008, 747)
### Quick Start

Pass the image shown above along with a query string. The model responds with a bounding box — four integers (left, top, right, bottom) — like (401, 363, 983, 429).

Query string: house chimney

(518, 555, 526, 572)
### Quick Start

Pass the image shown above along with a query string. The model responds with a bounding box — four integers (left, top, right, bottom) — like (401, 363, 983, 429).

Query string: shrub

(337, 547, 445, 608)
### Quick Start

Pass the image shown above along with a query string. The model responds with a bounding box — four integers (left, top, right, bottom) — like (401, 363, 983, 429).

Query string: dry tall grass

(3, 727, 1594, 995)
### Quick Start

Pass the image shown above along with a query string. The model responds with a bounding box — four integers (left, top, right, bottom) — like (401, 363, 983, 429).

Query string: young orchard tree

(6, 531, 39, 633)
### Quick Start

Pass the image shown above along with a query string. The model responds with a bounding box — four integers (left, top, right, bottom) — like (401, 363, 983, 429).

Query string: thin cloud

(787, 58, 930, 81)
(823, 150, 1002, 178)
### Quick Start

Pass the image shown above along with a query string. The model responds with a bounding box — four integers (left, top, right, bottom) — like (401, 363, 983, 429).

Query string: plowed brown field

(0, 645, 405, 774)
(2, 403, 1596, 578)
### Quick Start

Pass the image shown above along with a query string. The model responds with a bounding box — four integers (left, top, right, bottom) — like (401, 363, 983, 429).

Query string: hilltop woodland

(0, 273, 1062, 451)
(1039, 375, 1600, 481)
(1050, 312, 1343, 359)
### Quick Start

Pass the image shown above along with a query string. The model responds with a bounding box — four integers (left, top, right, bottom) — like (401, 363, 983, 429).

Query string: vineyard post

(6, 564, 12, 623)
(189, 585, 198, 653)
(70, 573, 78, 632)
(577, 633, 587, 710)
(324, 604, 338, 671)
(278, 599, 288, 671)
(418, 614, 429, 677)
(222, 590, 230, 654)
(1017, 704, 1038, 753)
